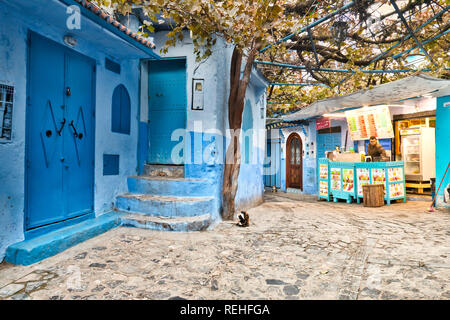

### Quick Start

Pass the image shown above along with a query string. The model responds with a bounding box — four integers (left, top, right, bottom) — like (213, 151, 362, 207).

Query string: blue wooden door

(26, 32, 94, 230)
(317, 132, 341, 159)
(148, 59, 187, 164)
(26, 32, 65, 229)
(63, 50, 95, 219)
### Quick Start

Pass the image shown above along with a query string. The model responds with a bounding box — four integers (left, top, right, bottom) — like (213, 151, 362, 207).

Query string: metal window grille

(0, 84, 14, 142)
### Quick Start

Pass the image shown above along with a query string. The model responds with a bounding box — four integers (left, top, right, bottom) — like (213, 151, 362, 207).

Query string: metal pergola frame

(258, 1, 449, 95)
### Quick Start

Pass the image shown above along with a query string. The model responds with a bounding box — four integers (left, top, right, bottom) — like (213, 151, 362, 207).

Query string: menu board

(320, 181, 329, 196)
(345, 106, 394, 141)
(357, 168, 370, 196)
(330, 168, 341, 191)
(319, 164, 328, 179)
(342, 169, 354, 192)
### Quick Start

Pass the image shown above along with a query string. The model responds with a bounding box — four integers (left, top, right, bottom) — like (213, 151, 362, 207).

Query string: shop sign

(316, 117, 330, 130)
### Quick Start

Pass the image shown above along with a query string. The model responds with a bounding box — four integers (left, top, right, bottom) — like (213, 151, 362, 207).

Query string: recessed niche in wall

(0, 84, 14, 143)
(103, 154, 120, 176)
(111, 84, 131, 135)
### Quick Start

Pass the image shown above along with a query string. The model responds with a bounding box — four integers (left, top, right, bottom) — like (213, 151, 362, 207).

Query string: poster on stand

(371, 168, 386, 195)
(330, 168, 341, 191)
(320, 181, 328, 196)
(389, 183, 404, 198)
(357, 168, 370, 196)
(342, 169, 354, 192)
(320, 164, 328, 179)
(345, 105, 394, 141)
(388, 167, 403, 182)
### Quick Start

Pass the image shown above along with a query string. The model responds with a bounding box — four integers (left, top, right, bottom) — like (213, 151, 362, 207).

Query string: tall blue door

(148, 59, 187, 164)
(26, 32, 95, 230)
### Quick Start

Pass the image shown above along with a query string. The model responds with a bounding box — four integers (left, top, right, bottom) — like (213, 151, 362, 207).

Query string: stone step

(5, 211, 124, 266)
(143, 164, 184, 178)
(115, 194, 215, 218)
(120, 212, 212, 232)
(127, 176, 215, 197)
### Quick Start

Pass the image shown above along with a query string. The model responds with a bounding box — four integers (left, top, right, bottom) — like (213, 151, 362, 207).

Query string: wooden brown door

(286, 133, 303, 190)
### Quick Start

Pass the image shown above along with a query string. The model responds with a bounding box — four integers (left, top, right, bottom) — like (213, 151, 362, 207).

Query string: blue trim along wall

(0, 0, 147, 262)
(280, 129, 287, 191)
(436, 95, 450, 209)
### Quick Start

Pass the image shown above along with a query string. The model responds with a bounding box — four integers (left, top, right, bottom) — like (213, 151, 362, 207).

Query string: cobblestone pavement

(1, 193, 449, 300)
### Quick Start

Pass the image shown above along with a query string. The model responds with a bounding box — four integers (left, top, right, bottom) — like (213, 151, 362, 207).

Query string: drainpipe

(137, 59, 142, 175)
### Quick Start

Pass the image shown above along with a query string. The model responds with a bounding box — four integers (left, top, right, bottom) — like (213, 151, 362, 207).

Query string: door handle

(57, 118, 66, 136)
(69, 120, 81, 139)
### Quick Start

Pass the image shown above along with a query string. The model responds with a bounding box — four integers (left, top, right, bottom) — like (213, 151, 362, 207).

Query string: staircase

(115, 165, 216, 231)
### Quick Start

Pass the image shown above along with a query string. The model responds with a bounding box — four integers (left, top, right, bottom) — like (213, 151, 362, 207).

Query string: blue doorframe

(148, 58, 187, 165)
(24, 31, 96, 238)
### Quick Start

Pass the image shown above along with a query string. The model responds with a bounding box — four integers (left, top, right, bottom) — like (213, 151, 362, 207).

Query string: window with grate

(111, 84, 131, 135)
(0, 84, 14, 142)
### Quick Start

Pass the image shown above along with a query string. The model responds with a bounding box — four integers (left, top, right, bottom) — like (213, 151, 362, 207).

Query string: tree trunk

(221, 45, 257, 220)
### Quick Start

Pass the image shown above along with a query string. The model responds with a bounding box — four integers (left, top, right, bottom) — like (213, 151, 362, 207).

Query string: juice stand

(318, 159, 406, 205)
(317, 105, 406, 205)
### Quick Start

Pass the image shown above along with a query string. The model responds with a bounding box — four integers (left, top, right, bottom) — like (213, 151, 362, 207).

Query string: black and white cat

(237, 211, 249, 227)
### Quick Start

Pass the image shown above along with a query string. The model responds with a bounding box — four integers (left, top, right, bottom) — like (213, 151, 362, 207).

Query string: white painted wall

(152, 31, 232, 135)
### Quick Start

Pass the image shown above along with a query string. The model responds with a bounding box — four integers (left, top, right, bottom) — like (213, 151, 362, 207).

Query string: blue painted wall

(0, 0, 147, 261)
(236, 94, 266, 211)
(263, 129, 282, 189)
(436, 95, 450, 209)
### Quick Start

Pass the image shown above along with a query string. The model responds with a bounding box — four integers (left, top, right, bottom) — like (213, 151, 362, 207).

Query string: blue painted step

(120, 212, 212, 232)
(115, 194, 214, 218)
(5, 211, 124, 266)
(127, 176, 215, 197)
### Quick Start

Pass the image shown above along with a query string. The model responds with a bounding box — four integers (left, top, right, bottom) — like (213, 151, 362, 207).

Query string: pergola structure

(255, 0, 449, 110)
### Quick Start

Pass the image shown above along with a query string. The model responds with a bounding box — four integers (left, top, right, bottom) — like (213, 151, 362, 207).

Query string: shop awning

(266, 119, 306, 129)
(282, 73, 450, 121)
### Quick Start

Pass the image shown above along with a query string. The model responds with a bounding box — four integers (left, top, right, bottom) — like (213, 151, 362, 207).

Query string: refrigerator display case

(400, 127, 435, 181)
